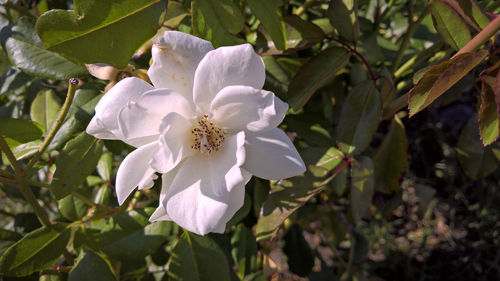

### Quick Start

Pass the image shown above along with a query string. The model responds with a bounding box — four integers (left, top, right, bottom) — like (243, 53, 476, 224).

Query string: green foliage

(36, 0, 168, 68)
(0, 17, 88, 80)
(0, 225, 70, 277)
(0, 0, 499, 280)
(51, 132, 103, 199)
(168, 232, 231, 281)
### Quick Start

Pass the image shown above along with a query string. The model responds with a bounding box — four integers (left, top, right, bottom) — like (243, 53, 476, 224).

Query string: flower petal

(210, 85, 288, 133)
(243, 129, 306, 180)
(161, 132, 246, 235)
(117, 88, 196, 141)
(115, 142, 158, 205)
(148, 31, 214, 100)
(193, 44, 265, 112)
(212, 169, 252, 233)
(150, 112, 195, 174)
(86, 77, 154, 144)
(149, 173, 175, 222)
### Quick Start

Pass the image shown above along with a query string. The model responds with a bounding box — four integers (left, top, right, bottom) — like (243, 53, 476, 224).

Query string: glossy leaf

(479, 69, 500, 146)
(0, 17, 87, 80)
(0, 225, 70, 277)
(457, 115, 498, 179)
(51, 132, 103, 199)
(36, 0, 167, 68)
(287, 47, 350, 110)
(256, 173, 326, 241)
(57, 184, 90, 221)
(30, 89, 61, 133)
(68, 248, 116, 281)
(101, 221, 170, 262)
(430, 0, 471, 50)
(96, 152, 112, 181)
(283, 15, 325, 50)
(231, 224, 257, 277)
(350, 156, 375, 225)
(457, 0, 490, 29)
(0, 229, 22, 256)
(283, 224, 314, 277)
(373, 116, 408, 193)
(247, 0, 286, 50)
(335, 81, 382, 155)
(168, 232, 231, 281)
(409, 50, 488, 116)
(191, 0, 244, 47)
(327, 0, 359, 42)
(164, 1, 189, 29)
(0, 118, 43, 146)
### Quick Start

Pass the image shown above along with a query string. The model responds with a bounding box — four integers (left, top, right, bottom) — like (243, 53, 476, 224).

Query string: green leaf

(0, 225, 71, 277)
(101, 221, 170, 262)
(287, 47, 350, 110)
(0, 67, 31, 96)
(349, 230, 368, 264)
(256, 173, 327, 241)
(30, 89, 61, 133)
(328, 0, 359, 42)
(373, 116, 408, 193)
(165, 1, 189, 29)
(0, 118, 43, 146)
(335, 80, 382, 155)
(51, 132, 103, 199)
(247, 0, 286, 50)
(57, 184, 91, 221)
(10, 140, 41, 160)
(168, 232, 231, 281)
(430, 0, 471, 50)
(309, 147, 344, 177)
(457, 115, 499, 179)
(283, 15, 325, 50)
(0, 229, 22, 256)
(283, 224, 314, 277)
(191, 0, 244, 47)
(36, 0, 167, 68)
(48, 84, 101, 151)
(227, 192, 251, 228)
(479, 69, 500, 146)
(68, 248, 116, 281)
(0, 17, 88, 80)
(231, 224, 257, 277)
(93, 184, 111, 205)
(409, 50, 488, 116)
(96, 152, 112, 181)
(350, 156, 375, 225)
(457, 0, 491, 29)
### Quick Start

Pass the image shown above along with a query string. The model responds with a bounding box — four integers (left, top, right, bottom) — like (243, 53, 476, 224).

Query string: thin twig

(25, 79, 80, 172)
(0, 135, 51, 226)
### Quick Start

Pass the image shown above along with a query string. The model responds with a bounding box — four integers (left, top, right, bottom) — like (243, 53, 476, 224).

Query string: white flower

(86, 31, 306, 235)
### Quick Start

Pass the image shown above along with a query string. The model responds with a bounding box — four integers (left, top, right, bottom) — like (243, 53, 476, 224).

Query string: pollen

(191, 115, 225, 154)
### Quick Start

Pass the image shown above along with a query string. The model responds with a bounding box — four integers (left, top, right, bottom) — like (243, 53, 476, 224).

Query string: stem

(452, 15, 500, 58)
(295, 0, 314, 16)
(0, 135, 51, 226)
(25, 79, 79, 171)
(327, 37, 378, 83)
(383, 15, 500, 119)
(391, 3, 427, 73)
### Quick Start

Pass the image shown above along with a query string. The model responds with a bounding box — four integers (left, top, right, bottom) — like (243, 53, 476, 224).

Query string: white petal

(115, 142, 158, 205)
(149, 172, 175, 222)
(150, 112, 195, 173)
(210, 85, 288, 133)
(94, 77, 153, 134)
(243, 129, 306, 180)
(161, 132, 247, 235)
(148, 31, 214, 100)
(117, 88, 196, 141)
(212, 169, 252, 233)
(193, 44, 265, 112)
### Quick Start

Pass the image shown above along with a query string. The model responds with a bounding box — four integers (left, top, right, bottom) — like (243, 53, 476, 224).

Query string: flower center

(191, 114, 225, 154)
